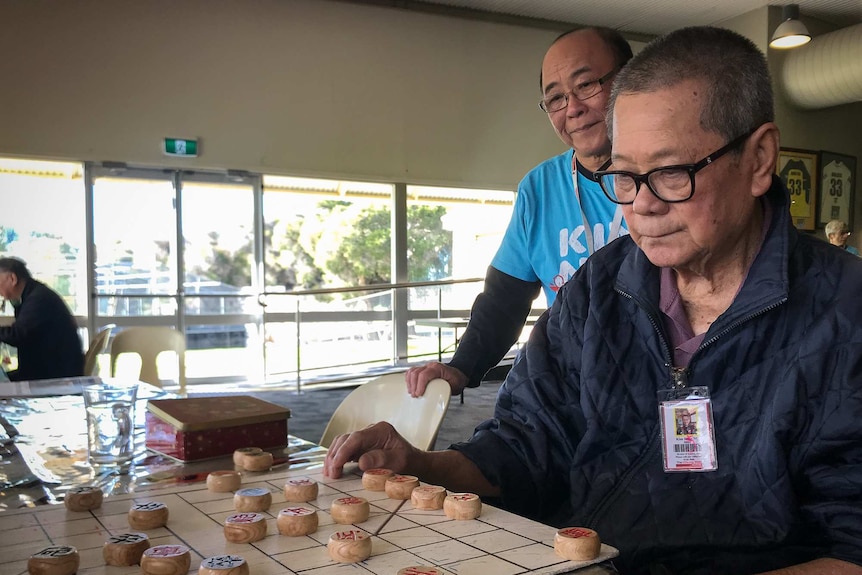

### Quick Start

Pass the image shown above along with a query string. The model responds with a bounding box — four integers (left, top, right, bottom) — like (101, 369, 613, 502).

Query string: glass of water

(83, 381, 139, 469)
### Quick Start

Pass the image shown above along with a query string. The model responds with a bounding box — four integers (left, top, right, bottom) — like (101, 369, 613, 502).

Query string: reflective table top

(0, 378, 324, 511)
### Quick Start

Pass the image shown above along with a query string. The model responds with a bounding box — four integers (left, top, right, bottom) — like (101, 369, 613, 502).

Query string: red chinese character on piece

(283, 507, 311, 515)
(335, 530, 363, 541)
(561, 528, 592, 538)
(150, 545, 184, 556)
(393, 475, 412, 482)
(453, 494, 473, 501)
(229, 513, 258, 523)
(403, 568, 438, 575)
(338, 497, 363, 505)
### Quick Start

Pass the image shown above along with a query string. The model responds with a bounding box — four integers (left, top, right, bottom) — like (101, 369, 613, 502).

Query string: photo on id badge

(661, 398, 717, 473)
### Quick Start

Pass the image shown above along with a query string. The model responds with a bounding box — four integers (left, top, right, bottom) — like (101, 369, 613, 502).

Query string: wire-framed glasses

(538, 67, 619, 113)
(592, 129, 755, 205)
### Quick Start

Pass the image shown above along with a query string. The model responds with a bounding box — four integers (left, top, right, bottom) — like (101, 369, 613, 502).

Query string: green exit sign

(163, 138, 199, 157)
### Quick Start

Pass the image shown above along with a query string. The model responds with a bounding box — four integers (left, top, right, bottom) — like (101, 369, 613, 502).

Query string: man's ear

(748, 122, 780, 198)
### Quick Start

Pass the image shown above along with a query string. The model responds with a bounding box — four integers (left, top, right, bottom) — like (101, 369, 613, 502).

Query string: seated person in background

(0, 257, 84, 381)
(406, 27, 632, 398)
(825, 219, 860, 255)
(326, 26, 862, 575)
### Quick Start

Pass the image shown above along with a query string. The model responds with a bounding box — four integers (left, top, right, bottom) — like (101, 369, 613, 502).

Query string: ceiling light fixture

(770, 4, 812, 49)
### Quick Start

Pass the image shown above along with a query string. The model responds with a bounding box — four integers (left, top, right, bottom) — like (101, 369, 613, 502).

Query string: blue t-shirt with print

(491, 150, 628, 305)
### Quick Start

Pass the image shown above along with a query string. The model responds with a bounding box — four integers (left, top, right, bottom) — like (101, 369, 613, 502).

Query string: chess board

(0, 464, 618, 575)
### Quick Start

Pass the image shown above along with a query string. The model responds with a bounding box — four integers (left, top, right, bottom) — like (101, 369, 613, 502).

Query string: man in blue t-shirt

(407, 27, 632, 397)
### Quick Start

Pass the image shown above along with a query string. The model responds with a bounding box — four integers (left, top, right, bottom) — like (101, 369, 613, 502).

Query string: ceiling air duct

(780, 23, 862, 110)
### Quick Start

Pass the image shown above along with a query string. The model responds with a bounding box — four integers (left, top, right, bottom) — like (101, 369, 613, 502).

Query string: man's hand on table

(405, 362, 468, 397)
(322, 421, 501, 497)
(323, 421, 421, 479)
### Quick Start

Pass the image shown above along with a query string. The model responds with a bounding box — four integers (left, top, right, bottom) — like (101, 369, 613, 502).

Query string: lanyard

(571, 151, 625, 257)
(571, 151, 595, 258)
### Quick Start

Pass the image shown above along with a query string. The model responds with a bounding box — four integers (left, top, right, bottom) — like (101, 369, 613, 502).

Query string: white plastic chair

(110, 326, 186, 396)
(319, 373, 451, 451)
(83, 324, 115, 376)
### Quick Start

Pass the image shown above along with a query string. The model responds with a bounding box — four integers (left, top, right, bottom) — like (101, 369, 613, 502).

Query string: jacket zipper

(584, 289, 672, 528)
(583, 288, 786, 528)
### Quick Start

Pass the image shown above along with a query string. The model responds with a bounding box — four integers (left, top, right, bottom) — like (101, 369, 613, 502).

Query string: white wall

(0, 0, 576, 190)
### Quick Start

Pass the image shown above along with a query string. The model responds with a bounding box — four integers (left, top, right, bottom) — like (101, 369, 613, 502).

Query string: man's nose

(630, 182, 666, 215)
(565, 92, 589, 115)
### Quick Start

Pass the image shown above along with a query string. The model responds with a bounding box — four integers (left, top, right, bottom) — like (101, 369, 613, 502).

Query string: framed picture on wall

(777, 148, 818, 231)
(817, 151, 857, 231)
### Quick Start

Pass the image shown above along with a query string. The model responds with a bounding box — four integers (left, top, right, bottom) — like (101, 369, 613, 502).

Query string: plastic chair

(83, 324, 115, 376)
(319, 373, 451, 451)
(110, 326, 187, 396)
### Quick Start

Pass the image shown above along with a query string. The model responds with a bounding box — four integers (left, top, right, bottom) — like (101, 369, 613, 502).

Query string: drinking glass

(83, 381, 139, 468)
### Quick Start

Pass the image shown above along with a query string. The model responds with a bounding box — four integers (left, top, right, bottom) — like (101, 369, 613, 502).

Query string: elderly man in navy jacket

(0, 257, 84, 381)
(324, 26, 862, 575)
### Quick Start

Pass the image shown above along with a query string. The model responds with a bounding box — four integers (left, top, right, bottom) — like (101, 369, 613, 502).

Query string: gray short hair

(607, 26, 774, 144)
(825, 220, 849, 236)
(0, 257, 31, 281)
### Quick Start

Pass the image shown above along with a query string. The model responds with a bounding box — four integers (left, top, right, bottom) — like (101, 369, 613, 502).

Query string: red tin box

(145, 396, 290, 462)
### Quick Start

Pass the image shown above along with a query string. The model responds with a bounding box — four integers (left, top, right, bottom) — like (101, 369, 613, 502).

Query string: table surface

(0, 379, 616, 575)
(0, 378, 325, 511)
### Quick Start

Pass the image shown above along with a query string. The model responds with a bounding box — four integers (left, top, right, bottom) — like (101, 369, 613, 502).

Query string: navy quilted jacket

(453, 178, 862, 574)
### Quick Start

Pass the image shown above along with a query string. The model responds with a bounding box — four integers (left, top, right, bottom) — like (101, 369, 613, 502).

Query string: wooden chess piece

(140, 544, 191, 575)
(283, 478, 318, 502)
(397, 568, 442, 575)
(443, 493, 482, 520)
(361, 468, 393, 491)
(233, 487, 272, 512)
(27, 545, 79, 575)
(276, 506, 319, 536)
(207, 470, 242, 493)
(330, 496, 370, 524)
(198, 555, 250, 575)
(103, 532, 151, 566)
(233, 447, 262, 466)
(385, 475, 419, 500)
(241, 451, 273, 472)
(224, 513, 268, 544)
(63, 486, 103, 512)
(410, 485, 446, 510)
(327, 530, 372, 563)
(128, 501, 169, 530)
(553, 527, 601, 561)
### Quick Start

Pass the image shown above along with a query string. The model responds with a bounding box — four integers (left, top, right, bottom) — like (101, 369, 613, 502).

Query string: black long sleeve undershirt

(447, 266, 542, 388)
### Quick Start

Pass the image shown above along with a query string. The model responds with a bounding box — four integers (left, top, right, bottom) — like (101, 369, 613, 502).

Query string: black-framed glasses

(538, 67, 619, 113)
(593, 129, 756, 205)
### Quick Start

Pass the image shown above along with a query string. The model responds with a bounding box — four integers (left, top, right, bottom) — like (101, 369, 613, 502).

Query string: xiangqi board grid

(0, 464, 618, 575)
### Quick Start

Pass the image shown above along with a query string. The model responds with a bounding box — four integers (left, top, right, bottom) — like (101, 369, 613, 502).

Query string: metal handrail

(261, 277, 484, 391)
(93, 277, 488, 389)
(258, 277, 483, 301)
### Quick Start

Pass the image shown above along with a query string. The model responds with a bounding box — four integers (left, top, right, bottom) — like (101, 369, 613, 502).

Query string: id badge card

(659, 386, 718, 472)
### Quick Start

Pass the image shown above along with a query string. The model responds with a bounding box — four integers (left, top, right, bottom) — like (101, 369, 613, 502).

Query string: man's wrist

(406, 447, 433, 479)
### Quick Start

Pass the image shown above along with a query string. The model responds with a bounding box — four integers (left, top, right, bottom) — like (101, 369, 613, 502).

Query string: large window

(405, 185, 515, 361)
(0, 158, 87, 315)
(262, 176, 395, 379)
(0, 156, 517, 385)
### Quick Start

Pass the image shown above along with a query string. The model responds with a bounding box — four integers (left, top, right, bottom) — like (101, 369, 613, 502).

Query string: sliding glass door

(91, 166, 262, 382)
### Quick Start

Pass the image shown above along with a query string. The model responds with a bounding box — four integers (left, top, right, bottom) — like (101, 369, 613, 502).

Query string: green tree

(406, 205, 451, 281)
(265, 218, 325, 291)
(186, 202, 450, 295)
(198, 231, 252, 287)
(324, 204, 451, 286)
